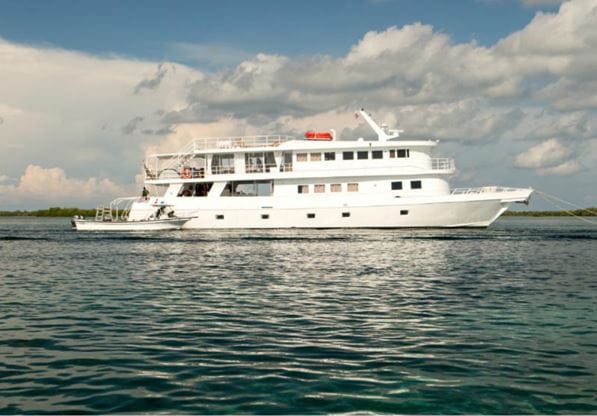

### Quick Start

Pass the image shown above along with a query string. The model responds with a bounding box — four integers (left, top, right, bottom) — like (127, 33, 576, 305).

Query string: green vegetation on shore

(0, 207, 96, 217)
(503, 207, 596, 217)
(0, 206, 595, 218)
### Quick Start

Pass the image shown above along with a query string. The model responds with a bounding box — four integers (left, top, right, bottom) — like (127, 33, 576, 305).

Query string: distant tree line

(0, 207, 96, 217)
(503, 207, 597, 217)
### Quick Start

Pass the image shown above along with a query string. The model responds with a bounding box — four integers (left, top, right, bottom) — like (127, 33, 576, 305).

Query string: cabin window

(391, 181, 403, 190)
(261, 214, 269, 219)
(245, 152, 264, 173)
(280, 152, 293, 172)
(400, 210, 409, 215)
(411, 180, 422, 189)
(314, 184, 325, 193)
(347, 183, 359, 192)
(178, 184, 194, 197)
(298, 185, 309, 194)
(221, 180, 273, 196)
(211, 153, 235, 174)
(372, 150, 383, 159)
(296, 153, 308, 162)
(245, 152, 276, 173)
(307, 213, 315, 219)
(324, 152, 336, 161)
(397, 149, 410, 158)
(357, 151, 368, 160)
(342, 212, 350, 218)
(343, 151, 354, 160)
(389, 149, 396, 158)
(331, 183, 341, 192)
(310, 153, 322, 162)
(216, 214, 224, 220)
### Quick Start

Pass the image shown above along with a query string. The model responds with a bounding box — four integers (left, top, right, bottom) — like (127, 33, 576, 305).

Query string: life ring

(181, 167, 192, 179)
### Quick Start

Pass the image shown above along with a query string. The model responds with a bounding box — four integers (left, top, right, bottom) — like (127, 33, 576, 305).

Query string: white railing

(451, 186, 521, 195)
(190, 135, 293, 151)
(431, 158, 455, 170)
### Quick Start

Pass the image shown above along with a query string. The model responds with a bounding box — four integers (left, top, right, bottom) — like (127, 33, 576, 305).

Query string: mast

(357, 108, 403, 141)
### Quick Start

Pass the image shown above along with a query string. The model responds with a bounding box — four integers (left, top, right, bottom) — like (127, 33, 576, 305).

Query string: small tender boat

(72, 216, 192, 231)
(71, 197, 192, 231)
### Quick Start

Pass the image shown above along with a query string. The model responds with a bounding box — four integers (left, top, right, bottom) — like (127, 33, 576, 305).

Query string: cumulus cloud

(537, 159, 581, 175)
(0, 165, 132, 208)
(515, 138, 571, 168)
(514, 138, 582, 175)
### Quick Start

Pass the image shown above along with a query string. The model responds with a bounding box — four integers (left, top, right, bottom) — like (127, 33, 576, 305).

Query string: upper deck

(143, 109, 453, 183)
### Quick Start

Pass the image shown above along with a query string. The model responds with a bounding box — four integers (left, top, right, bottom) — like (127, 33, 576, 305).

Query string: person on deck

(142, 187, 149, 200)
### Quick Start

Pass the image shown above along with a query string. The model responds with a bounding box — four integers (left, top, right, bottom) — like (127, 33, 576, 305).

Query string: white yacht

(127, 109, 532, 228)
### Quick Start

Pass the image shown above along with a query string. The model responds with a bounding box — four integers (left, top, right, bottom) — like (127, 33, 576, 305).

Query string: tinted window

(357, 151, 368, 160)
(391, 181, 403, 190)
(397, 149, 410, 158)
(307, 213, 315, 219)
(411, 180, 422, 189)
(324, 152, 336, 161)
(343, 151, 354, 160)
(372, 150, 383, 159)
(400, 210, 409, 215)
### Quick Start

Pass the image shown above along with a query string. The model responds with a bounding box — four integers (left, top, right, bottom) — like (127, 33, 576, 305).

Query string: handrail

(451, 186, 522, 195)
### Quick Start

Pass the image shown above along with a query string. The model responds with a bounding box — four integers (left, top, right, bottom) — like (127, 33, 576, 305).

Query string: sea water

(0, 217, 595, 414)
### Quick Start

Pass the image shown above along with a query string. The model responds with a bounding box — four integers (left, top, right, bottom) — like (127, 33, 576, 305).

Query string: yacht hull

(128, 188, 532, 229)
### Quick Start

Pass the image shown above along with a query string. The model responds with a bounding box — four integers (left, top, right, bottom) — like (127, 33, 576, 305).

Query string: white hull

(128, 188, 532, 229)
(72, 217, 190, 231)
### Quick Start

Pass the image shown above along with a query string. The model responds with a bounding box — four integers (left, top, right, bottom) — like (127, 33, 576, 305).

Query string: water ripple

(0, 217, 595, 413)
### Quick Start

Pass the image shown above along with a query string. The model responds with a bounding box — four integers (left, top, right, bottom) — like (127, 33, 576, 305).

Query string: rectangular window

(372, 150, 383, 159)
(342, 212, 350, 218)
(211, 153, 235, 174)
(397, 149, 410, 158)
(347, 183, 358, 192)
(216, 214, 224, 220)
(389, 149, 396, 158)
(296, 153, 308, 162)
(245, 152, 268, 173)
(343, 151, 354, 160)
(314, 184, 325, 193)
(400, 210, 409, 215)
(357, 151, 368, 160)
(331, 183, 341, 192)
(411, 180, 422, 189)
(222, 180, 273, 196)
(261, 214, 269, 219)
(298, 185, 309, 194)
(391, 181, 403, 190)
(307, 213, 315, 219)
(310, 153, 321, 162)
(324, 152, 336, 161)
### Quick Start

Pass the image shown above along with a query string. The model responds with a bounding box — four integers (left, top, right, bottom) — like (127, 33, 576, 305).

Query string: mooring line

(534, 190, 597, 226)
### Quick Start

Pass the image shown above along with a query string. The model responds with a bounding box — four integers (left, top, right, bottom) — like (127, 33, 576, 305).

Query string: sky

(0, 0, 595, 210)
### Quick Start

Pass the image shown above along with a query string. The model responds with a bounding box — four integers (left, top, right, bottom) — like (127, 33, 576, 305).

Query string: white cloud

(520, 0, 567, 7)
(537, 159, 581, 175)
(0, 165, 132, 208)
(514, 138, 577, 173)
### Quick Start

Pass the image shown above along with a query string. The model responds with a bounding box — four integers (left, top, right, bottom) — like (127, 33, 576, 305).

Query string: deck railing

(190, 135, 293, 151)
(451, 186, 521, 195)
(431, 158, 455, 171)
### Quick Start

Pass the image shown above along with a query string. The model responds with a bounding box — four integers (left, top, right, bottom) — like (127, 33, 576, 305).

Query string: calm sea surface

(0, 217, 595, 414)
